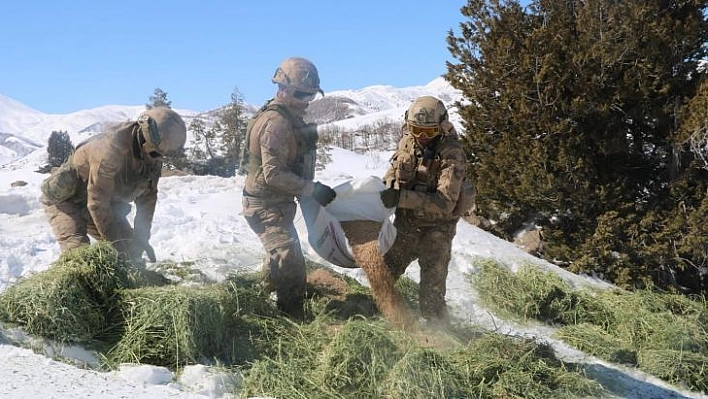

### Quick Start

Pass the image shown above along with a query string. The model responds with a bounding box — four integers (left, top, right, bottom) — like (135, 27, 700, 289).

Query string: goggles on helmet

(293, 90, 317, 102)
(138, 114, 161, 147)
(408, 123, 440, 139)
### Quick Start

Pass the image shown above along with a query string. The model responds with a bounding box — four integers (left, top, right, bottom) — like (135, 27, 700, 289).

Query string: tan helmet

(271, 57, 324, 95)
(137, 107, 187, 155)
(405, 96, 448, 127)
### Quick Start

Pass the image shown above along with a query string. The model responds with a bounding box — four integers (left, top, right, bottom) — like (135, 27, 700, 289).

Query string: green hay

(381, 348, 473, 399)
(470, 259, 611, 325)
(242, 314, 604, 399)
(637, 349, 708, 393)
(593, 290, 708, 353)
(317, 320, 403, 396)
(240, 315, 344, 398)
(394, 276, 420, 309)
(454, 333, 603, 398)
(106, 277, 281, 369)
(472, 258, 708, 394)
(556, 323, 637, 365)
(0, 242, 136, 342)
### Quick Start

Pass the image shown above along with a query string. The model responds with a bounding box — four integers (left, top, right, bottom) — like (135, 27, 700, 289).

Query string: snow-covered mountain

(0, 77, 462, 169)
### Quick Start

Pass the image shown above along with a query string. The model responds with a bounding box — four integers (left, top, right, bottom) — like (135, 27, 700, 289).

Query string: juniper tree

(147, 88, 172, 109)
(46, 130, 74, 167)
(446, 0, 708, 292)
(218, 87, 247, 175)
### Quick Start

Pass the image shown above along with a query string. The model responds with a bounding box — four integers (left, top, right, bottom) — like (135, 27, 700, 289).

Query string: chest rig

(395, 135, 443, 193)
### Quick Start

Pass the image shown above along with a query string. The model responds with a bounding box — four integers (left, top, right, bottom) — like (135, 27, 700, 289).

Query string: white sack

(299, 176, 397, 268)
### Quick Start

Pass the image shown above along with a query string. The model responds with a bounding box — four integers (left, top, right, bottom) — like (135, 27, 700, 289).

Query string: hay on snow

(0, 241, 136, 342)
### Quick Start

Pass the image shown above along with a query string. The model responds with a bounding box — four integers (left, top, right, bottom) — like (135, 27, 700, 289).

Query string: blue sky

(0, 1, 467, 114)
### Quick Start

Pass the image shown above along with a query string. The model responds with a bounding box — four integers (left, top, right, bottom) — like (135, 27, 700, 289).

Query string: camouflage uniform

(241, 57, 334, 318)
(41, 108, 186, 263)
(382, 97, 467, 321)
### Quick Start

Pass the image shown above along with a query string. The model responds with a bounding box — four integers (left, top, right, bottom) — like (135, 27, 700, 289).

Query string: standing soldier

(41, 107, 186, 264)
(380, 96, 471, 322)
(241, 57, 336, 319)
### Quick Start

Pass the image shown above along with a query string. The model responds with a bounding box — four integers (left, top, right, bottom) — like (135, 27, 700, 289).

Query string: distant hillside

(0, 78, 462, 168)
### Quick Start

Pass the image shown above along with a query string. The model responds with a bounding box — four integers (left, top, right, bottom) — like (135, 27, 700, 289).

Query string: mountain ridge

(0, 77, 461, 168)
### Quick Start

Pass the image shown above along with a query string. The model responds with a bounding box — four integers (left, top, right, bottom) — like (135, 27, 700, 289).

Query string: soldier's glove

(129, 237, 157, 263)
(380, 188, 400, 208)
(312, 182, 336, 206)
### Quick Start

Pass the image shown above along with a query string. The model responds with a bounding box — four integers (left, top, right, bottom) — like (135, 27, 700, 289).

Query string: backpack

(41, 155, 80, 205)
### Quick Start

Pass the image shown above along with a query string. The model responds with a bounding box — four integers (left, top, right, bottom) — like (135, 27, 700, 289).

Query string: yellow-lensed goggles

(408, 123, 440, 139)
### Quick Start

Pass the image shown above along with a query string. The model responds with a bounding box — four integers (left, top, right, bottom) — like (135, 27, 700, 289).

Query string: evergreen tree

(446, 0, 708, 292)
(46, 130, 74, 167)
(147, 88, 172, 109)
(218, 87, 247, 176)
(189, 117, 212, 160)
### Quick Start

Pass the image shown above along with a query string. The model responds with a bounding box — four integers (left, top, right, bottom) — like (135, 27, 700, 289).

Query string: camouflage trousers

(383, 221, 457, 321)
(242, 195, 306, 316)
(42, 197, 133, 255)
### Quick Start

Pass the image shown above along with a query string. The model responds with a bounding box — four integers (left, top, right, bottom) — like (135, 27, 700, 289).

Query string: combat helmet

(405, 96, 448, 139)
(272, 57, 324, 101)
(137, 107, 187, 156)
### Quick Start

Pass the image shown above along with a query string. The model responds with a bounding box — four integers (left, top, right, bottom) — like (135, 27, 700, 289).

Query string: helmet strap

(132, 125, 145, 159)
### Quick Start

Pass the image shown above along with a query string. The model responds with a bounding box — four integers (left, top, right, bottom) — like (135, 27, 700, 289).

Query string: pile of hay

(381, 348, 471, 398)
(470, 259, 610, 325)
(472, 259, 708, 394)
(0, 242, 136, 342)
(240, 318, 604, 398)
(318, 320, 403, 396)
(637, 349, 708, 392)
(105, 273, 282, 368)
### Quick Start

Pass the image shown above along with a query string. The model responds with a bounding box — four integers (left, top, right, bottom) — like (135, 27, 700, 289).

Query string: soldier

(41, 107, 186, 265)
(380, 96, 470, 322)
(241, 57, 336, 319)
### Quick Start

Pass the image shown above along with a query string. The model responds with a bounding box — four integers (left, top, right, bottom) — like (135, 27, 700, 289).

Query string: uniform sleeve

(259, 118, 313, 195)
(133, 169, 159, 243)
(397, 145, 467, 216)
(86, 157, 123, 241)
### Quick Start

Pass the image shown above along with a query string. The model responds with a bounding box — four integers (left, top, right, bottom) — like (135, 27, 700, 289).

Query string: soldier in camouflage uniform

(41, 107, 186, 264)
(241, 57, 336, 319)
(380, 96, 468, 322)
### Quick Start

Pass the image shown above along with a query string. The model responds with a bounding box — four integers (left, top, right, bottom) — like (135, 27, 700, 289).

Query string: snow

(1, 92, 706, 398)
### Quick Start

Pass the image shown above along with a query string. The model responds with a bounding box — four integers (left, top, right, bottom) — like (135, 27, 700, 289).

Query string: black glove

(380, 188, 400, 208)
(312, 182, 336, 206)
(301, 123, 319, 149)
(129, 237, 156, 263)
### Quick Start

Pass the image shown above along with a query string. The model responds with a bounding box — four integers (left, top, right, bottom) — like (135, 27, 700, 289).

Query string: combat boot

(277, 296, 305, 321)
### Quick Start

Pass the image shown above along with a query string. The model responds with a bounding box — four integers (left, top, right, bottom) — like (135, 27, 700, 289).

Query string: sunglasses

(293, 90, 317, 102)
(408, 124, 440, 139)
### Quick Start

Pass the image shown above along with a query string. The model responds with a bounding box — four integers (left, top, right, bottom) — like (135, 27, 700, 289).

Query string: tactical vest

(395, 133, 475, 219)
(239, 100, 318, 182)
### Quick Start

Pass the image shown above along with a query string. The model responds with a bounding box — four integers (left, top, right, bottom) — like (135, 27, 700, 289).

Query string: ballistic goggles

(293, 89, 318, 102)
(408, 123, 440, 139)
